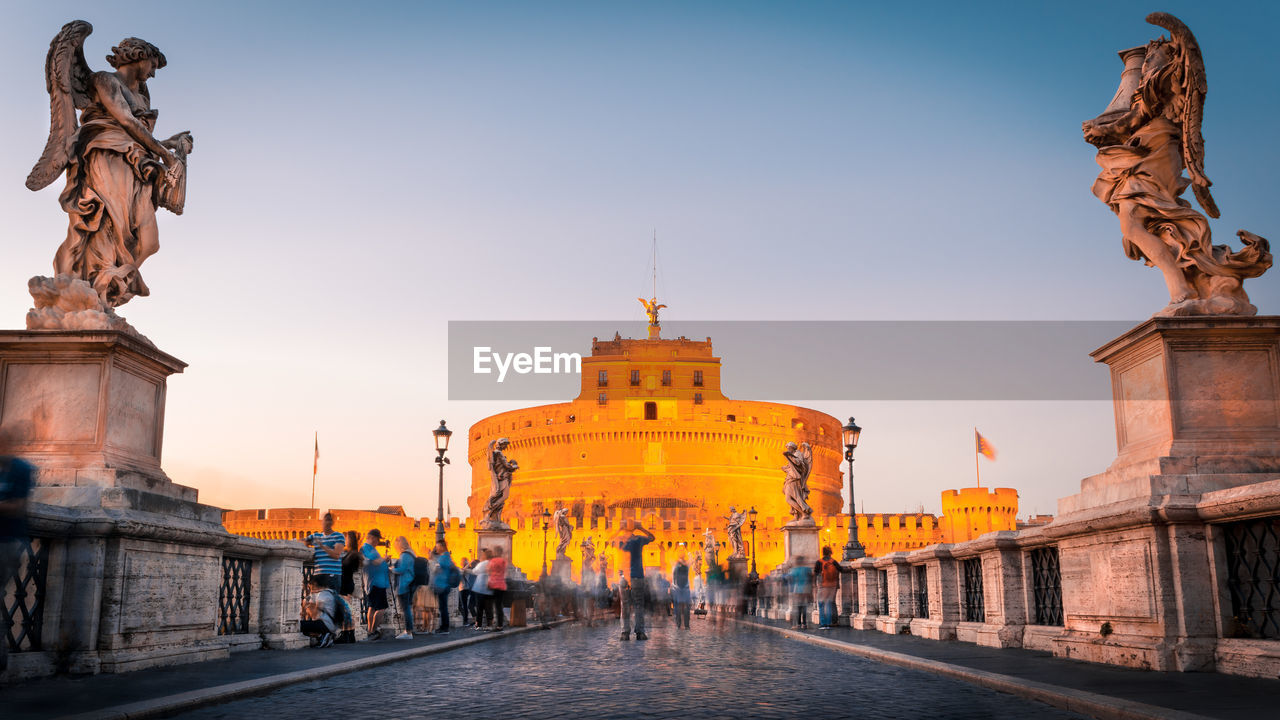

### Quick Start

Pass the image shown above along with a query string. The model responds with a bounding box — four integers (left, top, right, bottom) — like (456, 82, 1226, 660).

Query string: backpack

(412, 555, 431, 590)
(821, 559, 840, 585)
(447, 564, 462, 588)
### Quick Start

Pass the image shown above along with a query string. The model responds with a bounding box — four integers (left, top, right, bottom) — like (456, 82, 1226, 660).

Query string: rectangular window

(630, 370, 640, 386)
(962, 558, 985, 623)
(1030, 546, 1064, 626)
(661, 370, 671, 386)
(597, 370, 608, 387)
(597, 393, 607, 406)
(693, 393, 703, 405)
(1222, 516, 1280, 638)
(693, 370, 703, 387)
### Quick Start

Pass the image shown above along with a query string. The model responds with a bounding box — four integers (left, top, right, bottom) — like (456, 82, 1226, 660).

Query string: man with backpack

(814, 546, 843, 629)
(432, 540, 460, 633)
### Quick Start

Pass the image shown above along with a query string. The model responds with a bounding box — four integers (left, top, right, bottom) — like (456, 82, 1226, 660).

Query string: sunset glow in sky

(2, 1, 1277, 520)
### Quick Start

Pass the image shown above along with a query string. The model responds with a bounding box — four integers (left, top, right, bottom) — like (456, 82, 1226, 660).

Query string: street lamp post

(540, 508, 552, 579)
(432, 420, 452, 545)
(841, 417, 865, 561)
(748, 507, 758, 574)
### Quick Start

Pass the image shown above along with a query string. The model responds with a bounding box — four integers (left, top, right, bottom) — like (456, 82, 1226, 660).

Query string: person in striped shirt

(305, 513, 346, 592)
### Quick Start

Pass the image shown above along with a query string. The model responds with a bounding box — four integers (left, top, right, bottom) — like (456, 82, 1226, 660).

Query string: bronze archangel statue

(27, 20, 193, 311)
(481, 438, 518, 529)
(1082, 13, 1270, 316)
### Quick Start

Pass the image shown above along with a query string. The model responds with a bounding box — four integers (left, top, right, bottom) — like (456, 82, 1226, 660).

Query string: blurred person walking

(432, 540, 459, 634)
(789, 556, 814, 629)
(617, 520, 654, 640)
(471, 549, 494, 629)
(815, 546, 842, 629)
(0, 427, 34, 672)
(360, 529, 391, 640)
(457, 555, 472, 627)
(390, 536, 416, 640)
(672, 552, 691, 629)
(487, 546, 509, 630)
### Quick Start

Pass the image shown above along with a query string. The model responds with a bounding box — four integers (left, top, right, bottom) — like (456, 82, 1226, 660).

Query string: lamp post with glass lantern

(841, 417, 865, 560)
(432, 420, 452, 545)
(748, 507, 759, 573)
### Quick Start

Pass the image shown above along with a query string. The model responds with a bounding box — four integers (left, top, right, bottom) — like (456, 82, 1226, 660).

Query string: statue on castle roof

(638, 296, 666, 327)
(1083, 12, 1271, 316)
(480, 438, 517, 529)
(26, 20, 194, 329)
(782, 441, 814, 526)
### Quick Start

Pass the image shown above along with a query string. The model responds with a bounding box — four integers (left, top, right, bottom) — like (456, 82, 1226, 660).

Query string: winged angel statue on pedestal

(1082, 13, 1270, 316)
(25, 21, 193, 333)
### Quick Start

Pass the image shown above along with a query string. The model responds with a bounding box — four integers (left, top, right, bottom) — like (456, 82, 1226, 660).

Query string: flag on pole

(313, 433, 320, 474)
(975, 429, 996, 460)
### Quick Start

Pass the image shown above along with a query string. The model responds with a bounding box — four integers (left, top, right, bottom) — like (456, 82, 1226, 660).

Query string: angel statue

(580, 535, 596, 569)
(553, 507, 573, 558)
(480, 438, 518, 529)
(27, 21, 194, 312)
(1083, 13, 1271, 317)
(702, 527, 718, 567)
(638, 296, 666, 327)
(723, 506, 746, 559)
(782, 441, 814, 525)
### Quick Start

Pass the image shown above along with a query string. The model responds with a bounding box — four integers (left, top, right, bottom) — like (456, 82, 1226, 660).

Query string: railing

(217, 556, 253, 635)
(961, 558, 985, 623)
(914, 564, 929, 619)
(1030, 546, 1064, 626)
(2, 537, 49, 653)
(877, 569, 889, 614)
(1221, 516, 1280, 639)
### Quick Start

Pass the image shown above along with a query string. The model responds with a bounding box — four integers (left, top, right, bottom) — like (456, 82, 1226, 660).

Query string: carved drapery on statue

(553, 507, 573, 558)
(580, 536, 596, 570)
(723, 507, 746, 559)
(480, 438, 517, 529)
(702, 528, 718, 568)
(1083, 12, 1270, 316)
(782, 441, 814, 525)
(26, 20, 194, 328)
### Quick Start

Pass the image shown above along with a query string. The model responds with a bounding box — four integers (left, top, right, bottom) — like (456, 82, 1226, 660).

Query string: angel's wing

(26, 20, 94, 191)
(1147, 12, 1219, 218)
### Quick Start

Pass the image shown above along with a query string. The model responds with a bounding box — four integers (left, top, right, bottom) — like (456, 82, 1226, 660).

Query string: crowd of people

(299, 515, 852, 649)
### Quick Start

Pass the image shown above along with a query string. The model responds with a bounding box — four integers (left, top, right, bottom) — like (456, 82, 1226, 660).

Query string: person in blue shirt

(361, 529, 391, 640)
(390, 536, 416, 640)
(0, 427, 35, 672)
(304, 513, 345, 592)
(789, 556, 814, 629)
(616, 520, 654, 641)
(431, 540, 457, 634)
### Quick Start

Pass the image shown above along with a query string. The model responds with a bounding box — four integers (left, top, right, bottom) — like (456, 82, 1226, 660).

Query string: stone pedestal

(1051, 317, 1280, 672)
(0, 331, 307, 681)
(781, 522, 820, 567)
(1061, 317, 1280, 514)
(474, 526, 516, 570)
(728, 556, 748, 581)
(551, 555, 573, 582)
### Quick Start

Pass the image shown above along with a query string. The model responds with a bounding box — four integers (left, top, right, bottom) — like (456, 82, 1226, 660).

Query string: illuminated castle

(224, 301, 1025, 576)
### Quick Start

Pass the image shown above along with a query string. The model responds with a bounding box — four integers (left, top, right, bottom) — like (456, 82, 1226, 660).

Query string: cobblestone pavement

(172, 617, 1087, 720)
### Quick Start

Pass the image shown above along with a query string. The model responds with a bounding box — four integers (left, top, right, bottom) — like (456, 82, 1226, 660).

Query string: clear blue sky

(2, 1, 1277, 519)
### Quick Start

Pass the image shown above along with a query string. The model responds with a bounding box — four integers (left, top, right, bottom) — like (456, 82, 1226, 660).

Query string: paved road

(172, 617, 1087, 720)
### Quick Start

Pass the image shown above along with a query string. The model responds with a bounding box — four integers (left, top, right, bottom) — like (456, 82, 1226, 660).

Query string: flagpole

(311, 431, 317, 510)
(974, 427, 980, 488)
